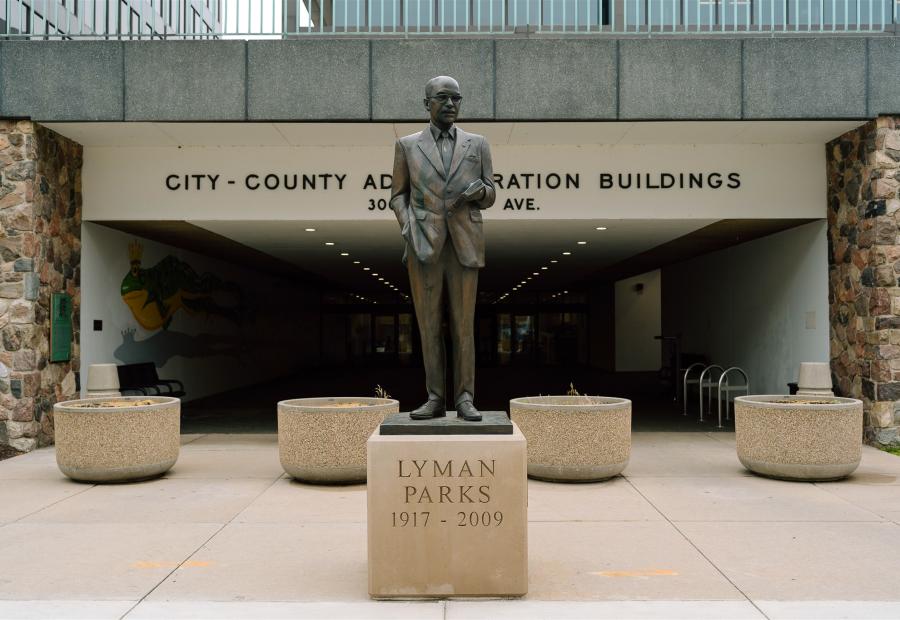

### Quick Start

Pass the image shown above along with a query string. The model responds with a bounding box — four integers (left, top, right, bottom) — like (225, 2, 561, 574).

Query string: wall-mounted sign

(50, 293, 73, 363)
(83, 143, 825, 221)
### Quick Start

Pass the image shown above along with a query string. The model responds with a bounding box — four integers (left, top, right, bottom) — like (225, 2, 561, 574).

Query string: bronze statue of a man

(389, 76, 496, 421)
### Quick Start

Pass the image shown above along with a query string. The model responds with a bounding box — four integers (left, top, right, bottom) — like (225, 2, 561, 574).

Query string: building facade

(0, 1, 899, 452)
(2, 1, 221, 39)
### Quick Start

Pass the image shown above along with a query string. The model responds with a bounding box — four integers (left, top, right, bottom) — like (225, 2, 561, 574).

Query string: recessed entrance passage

(58, 120, 848, 435)
(79, 215, 827, 434)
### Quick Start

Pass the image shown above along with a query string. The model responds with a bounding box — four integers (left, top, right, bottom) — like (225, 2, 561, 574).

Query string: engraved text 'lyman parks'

(393, 458, 503, 528)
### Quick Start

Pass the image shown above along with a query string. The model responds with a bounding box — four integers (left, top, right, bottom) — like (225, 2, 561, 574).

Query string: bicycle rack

(682, 362, 706, 417)
(717, 367, 749, 429)
(698, 365, 725, 422)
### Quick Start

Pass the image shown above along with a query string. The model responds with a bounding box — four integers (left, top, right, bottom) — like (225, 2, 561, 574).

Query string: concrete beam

(0, 42, 123, 121)
(371, 40, 494, 121)
(248, 40, 370, 121)
(743, 38, 867, 119)
(869, 39, 900, 116)
(124, 41, 246, 121)
(0, 37, 893, 123)
(495, 39, 617, 120)
(619, 39, 741, 120)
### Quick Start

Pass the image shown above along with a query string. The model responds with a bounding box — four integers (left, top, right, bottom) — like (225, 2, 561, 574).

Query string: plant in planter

(510, 395, 631, 482)
(734, 395, 863, 481)
(277, 396, 399, 484)
(54, 395, 181, 483)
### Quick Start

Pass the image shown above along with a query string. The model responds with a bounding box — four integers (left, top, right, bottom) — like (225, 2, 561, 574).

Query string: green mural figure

(121, 241, 245, 331)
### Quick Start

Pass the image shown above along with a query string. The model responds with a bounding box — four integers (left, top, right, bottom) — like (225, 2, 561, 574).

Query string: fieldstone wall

(828, 116, 900, 446)
(0, 122, 81, 452)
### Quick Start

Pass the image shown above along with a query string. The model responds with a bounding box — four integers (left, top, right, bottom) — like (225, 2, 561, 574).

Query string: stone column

(828, 116, 900, 446)
(0, 122, 81, 452)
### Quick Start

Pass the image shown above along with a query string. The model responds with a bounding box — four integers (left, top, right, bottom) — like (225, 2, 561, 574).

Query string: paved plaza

(2, 432, 900, 619)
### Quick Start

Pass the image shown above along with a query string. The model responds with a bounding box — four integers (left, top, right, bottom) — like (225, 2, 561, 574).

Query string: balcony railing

(1, 0, 897, 38)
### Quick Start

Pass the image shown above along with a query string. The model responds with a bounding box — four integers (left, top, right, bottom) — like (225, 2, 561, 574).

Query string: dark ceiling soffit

(95, 220, 331, 289)
(583, 218, 819, 284)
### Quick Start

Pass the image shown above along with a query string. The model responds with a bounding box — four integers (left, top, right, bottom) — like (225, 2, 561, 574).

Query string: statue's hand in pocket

(400, 207, 412, 240)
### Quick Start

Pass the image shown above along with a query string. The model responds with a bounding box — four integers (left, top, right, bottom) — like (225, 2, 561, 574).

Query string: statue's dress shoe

(456, 400, 482, 422)
(410, 399, 446, 419)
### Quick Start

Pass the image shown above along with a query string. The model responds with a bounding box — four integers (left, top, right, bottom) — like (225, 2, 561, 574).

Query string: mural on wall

(121, 241, 246, 331)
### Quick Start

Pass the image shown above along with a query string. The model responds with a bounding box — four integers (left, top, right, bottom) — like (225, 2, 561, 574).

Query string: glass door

(398, 313, 414, 365)
(374, 313, 397, 360)
(497, 314, 512, 365)
(512, 314, 535, 364)
(348, 313, 372, 363)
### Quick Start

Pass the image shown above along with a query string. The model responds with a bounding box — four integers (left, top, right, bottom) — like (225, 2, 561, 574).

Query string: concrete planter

(734, 395, 863, 481)
(54, 396, 181, 483)
(510, 395, 631, 482)
(278, 396, 399, 484)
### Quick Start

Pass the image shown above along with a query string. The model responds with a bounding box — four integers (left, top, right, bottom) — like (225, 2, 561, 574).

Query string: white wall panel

(83, 142, 826, 221)
(662, 221, 829, 395)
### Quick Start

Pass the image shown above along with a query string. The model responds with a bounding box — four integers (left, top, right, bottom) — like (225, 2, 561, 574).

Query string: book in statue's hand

(451, 179, 487, 212)
(462, 179, 486, 201)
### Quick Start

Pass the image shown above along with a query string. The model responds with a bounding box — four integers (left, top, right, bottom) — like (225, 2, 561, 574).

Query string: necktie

(439, 131, 453, 176)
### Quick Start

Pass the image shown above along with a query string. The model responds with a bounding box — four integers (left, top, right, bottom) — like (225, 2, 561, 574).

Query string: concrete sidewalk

(2, 432, 900, 619)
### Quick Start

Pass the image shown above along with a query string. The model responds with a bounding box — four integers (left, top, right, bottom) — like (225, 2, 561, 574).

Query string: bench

(117, 362, 185, 398)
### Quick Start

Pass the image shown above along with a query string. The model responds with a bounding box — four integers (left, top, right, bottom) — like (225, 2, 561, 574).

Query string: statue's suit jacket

(389, 125, 496, 267)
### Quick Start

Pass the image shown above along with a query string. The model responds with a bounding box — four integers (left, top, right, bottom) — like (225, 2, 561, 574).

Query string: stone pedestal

(366, 413, 527, 598)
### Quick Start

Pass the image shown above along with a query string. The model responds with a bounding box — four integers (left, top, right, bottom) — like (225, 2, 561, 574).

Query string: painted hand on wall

(120, 241, 246, 331)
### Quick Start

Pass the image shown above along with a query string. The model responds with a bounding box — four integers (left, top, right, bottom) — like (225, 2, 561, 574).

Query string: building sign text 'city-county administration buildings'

(164, 170, 743, 213)
(82, 144, 825, 221)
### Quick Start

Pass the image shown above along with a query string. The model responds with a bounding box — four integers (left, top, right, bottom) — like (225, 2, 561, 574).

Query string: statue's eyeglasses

(429, 94, 463, 104)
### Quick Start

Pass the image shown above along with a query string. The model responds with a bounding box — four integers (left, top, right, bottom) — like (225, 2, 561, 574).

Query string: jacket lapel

(416, 129, 446, 181)
(447, 130, 472, 181)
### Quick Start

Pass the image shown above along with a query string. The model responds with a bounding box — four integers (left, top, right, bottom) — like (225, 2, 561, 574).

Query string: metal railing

(717, 366, 749, 429)
(1, 0, 897, 38)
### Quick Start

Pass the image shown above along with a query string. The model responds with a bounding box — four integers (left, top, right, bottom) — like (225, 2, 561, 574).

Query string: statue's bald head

(424, 76, 462, 129)
(425, 76, 460, 98)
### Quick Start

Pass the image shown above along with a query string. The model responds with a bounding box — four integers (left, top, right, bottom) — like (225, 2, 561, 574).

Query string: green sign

(50, 293, 72, 363)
